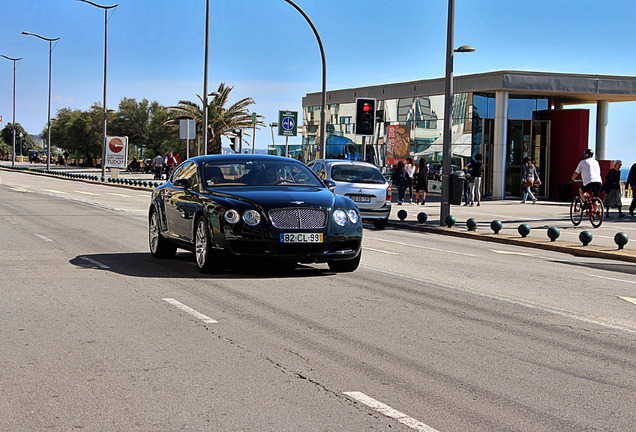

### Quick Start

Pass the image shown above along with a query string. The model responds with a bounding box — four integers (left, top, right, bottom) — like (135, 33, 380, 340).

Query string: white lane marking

(42, 189, 66, 194)
(367, 237, 476, 257)
(589, 274, 636, 285)
(344, 392, 440, 432)
(619, 296, 636, 306)
(75, 190, 99, 196)
(363, 247, 398, 255)
(34, 233, 53, 242)
(162, 298, 218, 324)
(491, 249, 540, 257)
(79, 256, 110, 269)
(106, 192, 132, 197)
(9, 186, 32, 192)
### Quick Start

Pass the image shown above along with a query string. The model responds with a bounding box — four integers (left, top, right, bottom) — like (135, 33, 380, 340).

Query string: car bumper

(358, 203, 391, 221)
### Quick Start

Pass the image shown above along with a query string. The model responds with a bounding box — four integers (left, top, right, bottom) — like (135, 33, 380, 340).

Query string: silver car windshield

(202, 160, 322, 188)
(331, 165, 386, 184)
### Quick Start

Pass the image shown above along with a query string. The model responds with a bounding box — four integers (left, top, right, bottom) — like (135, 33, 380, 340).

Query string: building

(301, 70, 636, 200)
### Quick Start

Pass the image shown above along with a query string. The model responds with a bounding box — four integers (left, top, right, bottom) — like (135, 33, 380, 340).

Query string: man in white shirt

(571, 149, 602, 200)
(152, 154, 164, 180)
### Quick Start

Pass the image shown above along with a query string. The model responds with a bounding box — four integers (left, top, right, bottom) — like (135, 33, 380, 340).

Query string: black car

(148, 154, 362, 273)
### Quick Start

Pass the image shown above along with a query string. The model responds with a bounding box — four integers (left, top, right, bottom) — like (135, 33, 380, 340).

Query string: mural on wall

(386, 125, 410, 166)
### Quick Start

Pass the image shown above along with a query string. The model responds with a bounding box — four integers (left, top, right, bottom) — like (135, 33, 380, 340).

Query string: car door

(164, 162, 201, 242)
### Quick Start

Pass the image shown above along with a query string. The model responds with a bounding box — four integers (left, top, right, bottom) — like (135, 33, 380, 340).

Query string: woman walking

(469, 153, 484, 206)
(405, 157, 416, 203)
(391, 160, 408, 205)
(521, 157, 539, 204)
(603, 160, 625, 218)
(414, 158, 429, 205)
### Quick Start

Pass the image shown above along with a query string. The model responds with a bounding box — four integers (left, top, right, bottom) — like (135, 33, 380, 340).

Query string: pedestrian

(462, 159, 474, 206)
(152, 153, 164, 180)
(602, 160, 625, 218)
(63, 150, 69, 167)
(627, 162, 636, 217)
(391, 160, 408, 205)
(414, 158, 429, 205)
(521, 156, 539, 204)
(571, 149, 602, 201)
(469, 153, 484, 206)
(405, 157, 416, 203)
(165, 152, 177, 179)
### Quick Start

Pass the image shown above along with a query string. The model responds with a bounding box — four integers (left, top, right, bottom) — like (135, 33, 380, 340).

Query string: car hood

(203, 186, 338, 210)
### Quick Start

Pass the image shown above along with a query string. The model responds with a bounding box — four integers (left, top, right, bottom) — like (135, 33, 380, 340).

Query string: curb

(386, 220, 636, 263)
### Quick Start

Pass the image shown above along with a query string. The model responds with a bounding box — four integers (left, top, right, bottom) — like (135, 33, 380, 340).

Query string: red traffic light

(362, 103, 371, 112)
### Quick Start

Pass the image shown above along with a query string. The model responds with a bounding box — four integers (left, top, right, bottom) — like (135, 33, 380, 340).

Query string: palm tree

(167, 83, 263, 155)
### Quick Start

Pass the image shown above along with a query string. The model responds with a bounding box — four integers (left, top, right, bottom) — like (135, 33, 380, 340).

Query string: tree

(167, 83, 264, 154)
(1, 123, 36, 156)
(109, 98, 179, 157)
(49, 105, 101, 159)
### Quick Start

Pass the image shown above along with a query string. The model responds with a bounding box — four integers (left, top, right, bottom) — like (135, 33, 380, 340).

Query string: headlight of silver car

(242, 209, 261, 226)
(224, 209, 240, 224)
(333, 209, 348, 226)
(348, 209, 359, 224)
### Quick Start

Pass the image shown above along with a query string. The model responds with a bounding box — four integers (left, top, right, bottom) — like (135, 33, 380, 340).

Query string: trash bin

(450, 171, 465, 205)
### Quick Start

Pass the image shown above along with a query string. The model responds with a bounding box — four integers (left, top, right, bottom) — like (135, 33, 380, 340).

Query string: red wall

(548, 109, 589, 200)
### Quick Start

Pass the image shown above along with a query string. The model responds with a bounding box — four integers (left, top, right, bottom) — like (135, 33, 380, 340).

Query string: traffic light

(229, 129, 242, 152)
(229, 137, 237, 152)
(355, 98, 376, 136)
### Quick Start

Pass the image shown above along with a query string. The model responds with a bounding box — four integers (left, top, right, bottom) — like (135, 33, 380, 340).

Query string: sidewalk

(387, 193, 636, 263)
(3, 161, 635, 262)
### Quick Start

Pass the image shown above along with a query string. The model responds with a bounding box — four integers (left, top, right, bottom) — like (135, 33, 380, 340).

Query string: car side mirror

(173, 178, 191, 189)
(323, 179, 336, 192)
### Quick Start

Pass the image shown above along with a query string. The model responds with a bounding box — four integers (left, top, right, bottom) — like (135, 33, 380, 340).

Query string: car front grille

(268, 207, 328, 230)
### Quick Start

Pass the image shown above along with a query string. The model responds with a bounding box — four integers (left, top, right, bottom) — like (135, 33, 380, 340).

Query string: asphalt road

(1, 170, 635, 432)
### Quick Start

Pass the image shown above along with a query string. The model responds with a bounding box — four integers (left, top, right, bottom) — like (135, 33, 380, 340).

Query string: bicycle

(569, 179, 604, 228)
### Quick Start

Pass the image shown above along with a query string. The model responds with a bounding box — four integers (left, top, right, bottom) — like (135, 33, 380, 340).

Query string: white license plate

(280, 233, 323, 243)
(349, 195, 371, 203)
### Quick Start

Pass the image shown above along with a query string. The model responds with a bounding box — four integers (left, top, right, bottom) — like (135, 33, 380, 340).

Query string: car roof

(309, 159, 379, 168)
(188, 154, 302, 164)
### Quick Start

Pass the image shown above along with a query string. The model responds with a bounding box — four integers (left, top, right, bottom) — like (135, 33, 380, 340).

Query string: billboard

(105, 136, 128, 169)
(386, 125, 410, 166)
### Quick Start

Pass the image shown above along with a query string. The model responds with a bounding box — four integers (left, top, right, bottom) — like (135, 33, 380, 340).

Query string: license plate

(348, 195, 371, 203)
(280, 233, 323, 243)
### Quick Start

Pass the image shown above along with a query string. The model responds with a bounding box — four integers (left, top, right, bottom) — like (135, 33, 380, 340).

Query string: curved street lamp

(440, 0, 475, 226)
(76, 0, 118, 177)
(22, 31, 60, 171)
(283, 0, 327, 159)
(0, 54, 22, 168)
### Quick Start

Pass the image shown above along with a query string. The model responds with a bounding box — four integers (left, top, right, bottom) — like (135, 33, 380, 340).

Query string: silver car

(307, 159, 391, 229)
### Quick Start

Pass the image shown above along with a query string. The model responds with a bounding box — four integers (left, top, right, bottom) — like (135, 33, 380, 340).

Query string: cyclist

(571, 149, 602, 201)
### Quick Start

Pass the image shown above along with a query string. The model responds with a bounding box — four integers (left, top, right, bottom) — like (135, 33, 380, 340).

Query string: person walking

(152, 153, 164, 180)
(405, 157, 416, 203)
(391, 160, 408, 205)
(521, 157, 539, 204)
(414, 158, 429, 205)
(602, 160, 625, 218)
(469, 153, 484, 206)
(462, 159, 474, 206)
(627, 162, 636, 217)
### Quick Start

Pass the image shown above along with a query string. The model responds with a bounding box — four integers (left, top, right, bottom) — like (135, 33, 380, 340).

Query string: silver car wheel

(195, 219, 208, 268)
(149, 211, 160, 253)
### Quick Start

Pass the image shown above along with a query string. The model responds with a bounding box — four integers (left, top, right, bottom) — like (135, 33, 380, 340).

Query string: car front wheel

(195, 216, 223, 273)
(149, 209, 177, 258)
(327, 251, 361, 273)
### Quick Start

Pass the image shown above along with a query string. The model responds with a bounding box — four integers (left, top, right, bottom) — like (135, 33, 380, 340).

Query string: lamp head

(22, 31, 31, 35)
(455, 45, 476, 53)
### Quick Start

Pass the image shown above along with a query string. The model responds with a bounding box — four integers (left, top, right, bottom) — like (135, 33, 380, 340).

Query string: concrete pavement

(2, 161, 635, 262)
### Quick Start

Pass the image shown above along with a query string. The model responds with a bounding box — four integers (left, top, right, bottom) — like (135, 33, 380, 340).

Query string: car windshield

(202, 160, 322, 188)
(330, 164, 386, 184)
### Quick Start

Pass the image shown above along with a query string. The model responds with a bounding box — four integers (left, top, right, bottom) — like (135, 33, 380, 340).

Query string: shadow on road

(70, 252, 336, 279)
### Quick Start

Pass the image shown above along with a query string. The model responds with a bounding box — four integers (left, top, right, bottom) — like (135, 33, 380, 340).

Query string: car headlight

(348, 209, 359, 224)
(242, 209, 261, 226)
(224, 209, 240, 224)
(333, 209, 347, 226)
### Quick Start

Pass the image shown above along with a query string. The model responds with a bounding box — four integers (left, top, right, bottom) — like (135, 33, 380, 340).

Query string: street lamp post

(22, 31, 60, 171)
(76, 0, 118, 178)
(440, 0, 474, 226)
(283, 0, 327, 159)
(19, 132, 23, 156)
(202, 0, 211, 155)
(0, 54, 22, 168)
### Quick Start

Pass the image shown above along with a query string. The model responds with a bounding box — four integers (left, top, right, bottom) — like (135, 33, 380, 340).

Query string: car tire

(195, 216, 223, 273)
(373, 218, 389, 230)
(149, 209, 177, 259)
(327, 251, 361, 273)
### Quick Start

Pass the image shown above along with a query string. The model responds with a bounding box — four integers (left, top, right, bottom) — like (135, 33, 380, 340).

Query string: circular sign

(282, 116, 295, 131)
(109, 138, 124, 153)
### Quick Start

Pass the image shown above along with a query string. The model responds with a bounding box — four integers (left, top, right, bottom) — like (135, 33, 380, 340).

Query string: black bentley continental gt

(148, 154, 362, 273)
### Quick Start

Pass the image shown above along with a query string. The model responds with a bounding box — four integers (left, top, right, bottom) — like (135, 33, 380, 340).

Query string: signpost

(278, 110, 298, 157)
(104, 136, 128, 177)
(180, 119, 196, 158)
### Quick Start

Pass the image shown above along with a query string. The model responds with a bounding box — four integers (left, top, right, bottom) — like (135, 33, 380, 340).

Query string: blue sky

(1, 0, 635, 166)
